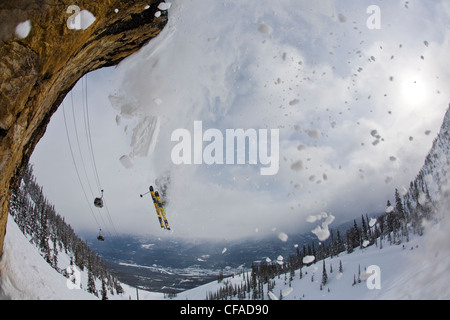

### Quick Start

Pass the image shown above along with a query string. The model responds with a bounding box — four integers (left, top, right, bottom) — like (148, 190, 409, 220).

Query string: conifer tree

(358, 264, 361, 283)
(101, 278, 108, 300)
(361, 214, 368, 244)
(322, 260, 328, 286)
(87, 269, 98, 297)
(336, 230, 345, 254)
(9, 163, 124, 299)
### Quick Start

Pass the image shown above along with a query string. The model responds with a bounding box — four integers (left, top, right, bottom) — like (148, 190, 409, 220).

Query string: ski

(155, 191, 171, 230)
(148, 186, 171, 230)
(149, 186, 165, 229)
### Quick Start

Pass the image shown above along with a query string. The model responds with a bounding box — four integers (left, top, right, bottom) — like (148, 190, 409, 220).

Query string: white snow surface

(306, 212, 329, 223)
(175, 225, 450, 300)
(3, 0, 450, 300)
(119, 154, 135, 168)
(0, 216, 162, 300)
(67, 9, 96, 31)
(158, 2, 172, 11)
(15, 20, 31, 39)
(1, 210, 450, 299)
(302, 255, 315, 265)
(308, 212, 335, 241)
(278, 232, 288, 242)
(0, 217, 94, 300)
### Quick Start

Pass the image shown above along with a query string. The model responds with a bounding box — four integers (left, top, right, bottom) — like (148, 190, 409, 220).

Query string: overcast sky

(31, 0, 450, 241)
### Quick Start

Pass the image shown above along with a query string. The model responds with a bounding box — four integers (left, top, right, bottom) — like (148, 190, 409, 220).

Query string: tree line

(207, 152, 441, 300)
(9, 164, 123, 299)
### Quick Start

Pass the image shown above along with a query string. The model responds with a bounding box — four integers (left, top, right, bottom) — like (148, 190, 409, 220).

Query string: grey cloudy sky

(31, 0, 450, 241)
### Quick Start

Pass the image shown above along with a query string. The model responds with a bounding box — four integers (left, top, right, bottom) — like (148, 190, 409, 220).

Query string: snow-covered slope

(2, 105, 449, 300)
(172, 107, 450, 301)
(2, 206, 449, 300)
(0, 216, 162, 300)
(0, 216, 95, 300)
(378, 215, 450, 299)
(173, 220, 449, 300)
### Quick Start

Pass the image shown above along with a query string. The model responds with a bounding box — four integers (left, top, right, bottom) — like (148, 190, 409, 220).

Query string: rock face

(0, 0, 168, 255)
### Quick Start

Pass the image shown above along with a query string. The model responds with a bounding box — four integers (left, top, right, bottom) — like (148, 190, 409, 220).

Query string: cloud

(106, 0, 450, 239)
(30, 0, 450, 240)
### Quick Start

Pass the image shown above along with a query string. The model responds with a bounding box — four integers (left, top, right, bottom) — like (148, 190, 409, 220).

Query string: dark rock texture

(0, 0, 168, 255)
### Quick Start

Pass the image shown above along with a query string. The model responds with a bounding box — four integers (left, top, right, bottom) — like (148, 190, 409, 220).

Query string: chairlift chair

(97, 229, 105, 242)
(94, 190, 104, 208)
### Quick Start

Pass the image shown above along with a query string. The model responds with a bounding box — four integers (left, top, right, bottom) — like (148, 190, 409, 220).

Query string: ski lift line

(70, 90, 96, 199)
(79, 75, 99, 194)
(83, 75, 102, 193)
(82, 74, 119, 238)
(93, 190, 118, 237)
(80, 77, 112, 234)
(63, 75, 119, 239)
(82, 77, 100, 193)
(96, 207, 113, 237)
(62, 102, 102, 230)
(93, 191, 110, 235)
(103, 201, 119, 235)
(71, 85, 114, 238)
(65, 90, 117, 239)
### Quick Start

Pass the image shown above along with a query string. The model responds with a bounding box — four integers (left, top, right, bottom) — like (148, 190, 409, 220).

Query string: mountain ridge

(1, 104, 449, 299)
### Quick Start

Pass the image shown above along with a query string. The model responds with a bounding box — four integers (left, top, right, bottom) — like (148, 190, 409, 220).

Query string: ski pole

(140, 191, 150, 198)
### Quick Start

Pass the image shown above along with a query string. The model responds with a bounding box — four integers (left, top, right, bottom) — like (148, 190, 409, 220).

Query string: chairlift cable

(62, 101, 101, 230)
(64, 81, 117, 238)
(70, 90, 95, 199)
(83, 75, 102, 193)
(82, 74, 119, 237)
(103, 201, 118, 235)
(70, 81, 112, 237)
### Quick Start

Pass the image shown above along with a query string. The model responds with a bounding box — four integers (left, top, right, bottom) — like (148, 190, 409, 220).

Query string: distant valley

(85, 218, 362, 293)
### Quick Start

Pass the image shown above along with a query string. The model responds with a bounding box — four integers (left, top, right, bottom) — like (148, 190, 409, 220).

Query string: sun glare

(401, 76, 428, 106)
